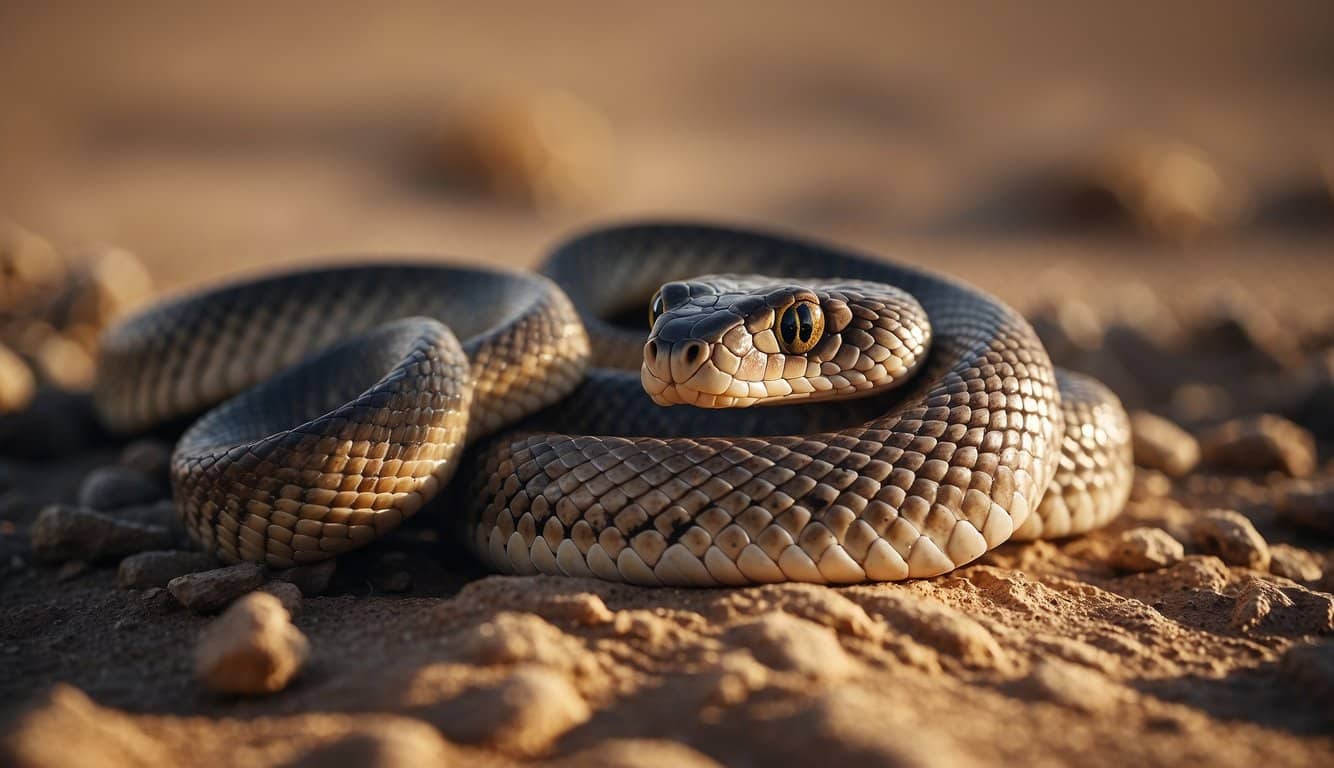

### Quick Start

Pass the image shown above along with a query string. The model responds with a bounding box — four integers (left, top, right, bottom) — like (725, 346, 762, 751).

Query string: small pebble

(117, 550, 217, 590)
(0, 343, 36, 414)
(31, 504, 174, 563)
(117, 439, 173, 482)
(1200, 415, 1316, 477)
(195, 592, 309, 695)
(1130, 411, 1200, 477)
(168, 562, 267, 613)
(141, 586, 181, 614)
(1189, 509, 1271, 571)
(77, 465, 167, 511)
(261, 580, 304, 617)
(1277, 480, 1334, 535)
(1268, 544, 1324, 583)
(274, 558, 336, 597)
(1107, 527, 1185, 572)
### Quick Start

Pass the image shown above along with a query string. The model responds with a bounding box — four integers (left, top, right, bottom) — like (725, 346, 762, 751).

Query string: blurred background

(1, 0, 1333, 421)
(3, 2, 1332, 272)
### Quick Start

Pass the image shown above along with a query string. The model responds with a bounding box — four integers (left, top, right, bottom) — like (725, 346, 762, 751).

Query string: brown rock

(1230, 577, 1334, 635)
(1130, 411, 1200, 476)
(195, 592, 309, 695)
(261, 580, 304, 617)
(1190, 509, 1271, 570)
(1278, 479, 1334, 535)
(0, 684, 168, 768)
(427, 666, 590, 756)
(117, 550, 217, 590)
(30, 504, 174, 563)
(168, 562, 267, 613)
(77, 466, 167, 511)
(1200, 415, 1317, 477)
(724, 612, 852, 681)
(1269, 544, 1324, 583)
(1107, 527, 1185, 572)
(273, 558, 336, 597)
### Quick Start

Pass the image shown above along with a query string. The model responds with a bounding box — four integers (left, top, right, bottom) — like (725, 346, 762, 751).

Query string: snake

(93, 223, 1132, 585)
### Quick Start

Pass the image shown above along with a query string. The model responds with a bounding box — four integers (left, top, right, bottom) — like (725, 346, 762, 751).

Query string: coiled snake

(94, 223, 1132, 585)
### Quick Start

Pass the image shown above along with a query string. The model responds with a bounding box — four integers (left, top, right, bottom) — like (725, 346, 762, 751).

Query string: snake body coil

(95, 224, 1132, 585)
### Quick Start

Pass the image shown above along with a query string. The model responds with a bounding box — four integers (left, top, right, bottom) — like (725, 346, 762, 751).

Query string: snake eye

(777, 300, 824, 354)
(648, 290, 665, 328)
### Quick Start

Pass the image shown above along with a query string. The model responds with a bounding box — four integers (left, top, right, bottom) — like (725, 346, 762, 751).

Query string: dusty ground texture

(2, 2, 1334, 767)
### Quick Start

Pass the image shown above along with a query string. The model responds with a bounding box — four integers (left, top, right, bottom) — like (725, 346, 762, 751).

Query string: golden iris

(777, 300, 824, 354)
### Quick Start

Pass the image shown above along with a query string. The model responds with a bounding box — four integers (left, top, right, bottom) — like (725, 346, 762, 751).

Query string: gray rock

(261, 580, 304, 617)
(168, 563, 267, 613)
(77, 466, 167, 511)
(117, 550, 218, 590)
(118, 439, 173, 483)
(273, 558, 336, 597)
(142, 586, 182, 615)
(31, 504, 174, 563)
(1190, 509, 1271, 571)
(1129, 411, 1200, 477)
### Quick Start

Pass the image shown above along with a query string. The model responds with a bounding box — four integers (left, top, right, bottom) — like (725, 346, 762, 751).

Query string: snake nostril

(683, 341, 703, 365)
(645, 341, 658, 364)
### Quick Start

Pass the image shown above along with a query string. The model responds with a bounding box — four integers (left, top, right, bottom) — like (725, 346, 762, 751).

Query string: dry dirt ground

(2, 3, 1333, 767)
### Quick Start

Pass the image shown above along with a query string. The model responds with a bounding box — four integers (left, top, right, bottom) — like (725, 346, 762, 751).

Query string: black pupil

(651, 294, 664, 322)
(780, 303, 815, 347)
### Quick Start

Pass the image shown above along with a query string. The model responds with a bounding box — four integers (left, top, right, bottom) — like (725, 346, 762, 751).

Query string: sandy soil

(2, 3, 1333, 766)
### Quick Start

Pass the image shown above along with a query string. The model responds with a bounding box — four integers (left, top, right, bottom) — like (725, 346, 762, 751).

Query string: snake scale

(94, 223, 1133, 586)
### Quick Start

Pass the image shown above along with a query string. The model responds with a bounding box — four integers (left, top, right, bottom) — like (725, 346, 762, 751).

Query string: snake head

(640, 275, 931, 408)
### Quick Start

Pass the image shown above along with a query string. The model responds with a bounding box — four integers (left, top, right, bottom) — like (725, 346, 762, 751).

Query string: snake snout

(643, 338, 708, 383)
